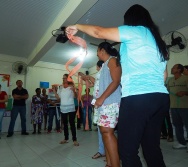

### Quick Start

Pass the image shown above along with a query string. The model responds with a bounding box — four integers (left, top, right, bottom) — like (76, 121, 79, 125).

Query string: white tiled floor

(0, 128, 188, 167)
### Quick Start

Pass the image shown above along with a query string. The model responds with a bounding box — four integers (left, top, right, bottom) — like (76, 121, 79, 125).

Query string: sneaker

(7, 133, 13, 137)
(21, 132, 29, 135)
(173, 143, 187, 149)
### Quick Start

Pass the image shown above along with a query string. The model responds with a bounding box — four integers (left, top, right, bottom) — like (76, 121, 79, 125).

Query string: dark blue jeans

(8, 106, 27, 134)
(118, 93, 169, 167)
(48, 107, 60, 131)
(82, 106, 92, 129)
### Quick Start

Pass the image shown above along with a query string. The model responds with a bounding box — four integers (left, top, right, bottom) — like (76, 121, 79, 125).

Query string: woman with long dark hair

(66, 4, 169, 167)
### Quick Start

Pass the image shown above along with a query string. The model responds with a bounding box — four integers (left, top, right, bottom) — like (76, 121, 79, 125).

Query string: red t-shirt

(0, 91, 7, 108)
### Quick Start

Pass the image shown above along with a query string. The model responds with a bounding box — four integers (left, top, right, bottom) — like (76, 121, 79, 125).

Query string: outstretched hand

(66, 25, 78, 36)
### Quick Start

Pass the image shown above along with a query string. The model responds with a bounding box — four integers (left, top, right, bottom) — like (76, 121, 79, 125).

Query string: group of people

(65, 4, 188, 167)
(1, 4, 188, 167)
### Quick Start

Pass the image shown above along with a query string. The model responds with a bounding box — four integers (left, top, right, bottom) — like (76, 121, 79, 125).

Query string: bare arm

(53, 89, 60, 100)
(95, 58, 121, 107)
(0, 94, 8, 103)
(83, 75, 95, 87)
(66, 24, 120, 42)
(88, 75, 95, 84)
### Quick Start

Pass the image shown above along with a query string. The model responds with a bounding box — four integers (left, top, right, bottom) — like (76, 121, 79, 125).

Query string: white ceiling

(0, 0, 188, 68)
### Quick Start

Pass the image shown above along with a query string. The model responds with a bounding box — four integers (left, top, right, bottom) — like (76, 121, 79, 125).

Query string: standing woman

(82, 42, 122, 166)
(81, 88, 93, 131)
(80, 61, 106, 159)
(54, 74, 79, 146)
(41, 88, 48, 130)
(31, 88, 43, 134)
(0, 84, 8, 138)
(66, 4, 169, 167)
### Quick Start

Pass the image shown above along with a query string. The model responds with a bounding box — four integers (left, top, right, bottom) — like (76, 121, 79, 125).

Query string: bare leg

(100, 126, 120, 167)
(105, 147, 111, 166)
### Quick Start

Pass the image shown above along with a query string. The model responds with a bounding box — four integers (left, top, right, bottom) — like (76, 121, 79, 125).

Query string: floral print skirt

(96, 103, 119, 128)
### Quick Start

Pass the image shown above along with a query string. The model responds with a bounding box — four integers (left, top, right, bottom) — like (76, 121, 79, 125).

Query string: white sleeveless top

(57, 86, 75, 113)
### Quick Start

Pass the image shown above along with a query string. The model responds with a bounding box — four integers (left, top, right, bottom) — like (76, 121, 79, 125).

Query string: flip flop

(92, 152, 105, 159)
(59, 140, 69, 144)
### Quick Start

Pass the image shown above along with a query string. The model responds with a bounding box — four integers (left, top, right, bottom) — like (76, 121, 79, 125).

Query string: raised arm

(66, 24, 120, 42)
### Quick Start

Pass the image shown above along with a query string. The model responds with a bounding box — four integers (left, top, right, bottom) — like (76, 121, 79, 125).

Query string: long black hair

(96, 60, 104, 68)
(124, 4, 169, 61)
(98, 42, 120, 66)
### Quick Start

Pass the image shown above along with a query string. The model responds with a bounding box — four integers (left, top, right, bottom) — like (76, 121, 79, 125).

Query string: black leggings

(118, 93, 169, 167)
(62, 111, 77, 141)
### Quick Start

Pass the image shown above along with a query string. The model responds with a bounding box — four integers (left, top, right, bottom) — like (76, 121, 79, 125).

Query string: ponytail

(98, 42, 121, 66)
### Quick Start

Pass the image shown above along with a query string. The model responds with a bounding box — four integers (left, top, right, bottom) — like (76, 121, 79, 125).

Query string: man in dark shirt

(7, 80, 29, 137)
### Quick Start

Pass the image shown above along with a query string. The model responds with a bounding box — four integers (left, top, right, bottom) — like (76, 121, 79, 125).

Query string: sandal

(73, 141, 79, 146)
(59, 140, 69, 144)
(92, 152, 105, 159)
